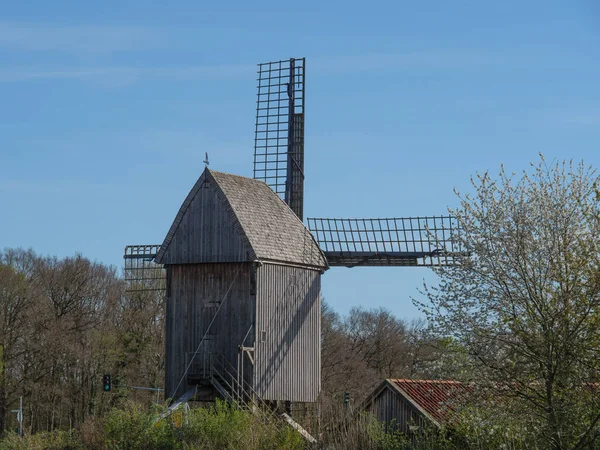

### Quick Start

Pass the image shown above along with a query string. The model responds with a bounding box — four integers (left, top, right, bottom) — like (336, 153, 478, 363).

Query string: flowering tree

(417, 156, 600, 449)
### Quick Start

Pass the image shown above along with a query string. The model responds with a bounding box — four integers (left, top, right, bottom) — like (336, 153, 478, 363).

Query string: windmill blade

(123, 244, 166, 292)
(253, 58, 305, 220)
(306, 216, 466, 267)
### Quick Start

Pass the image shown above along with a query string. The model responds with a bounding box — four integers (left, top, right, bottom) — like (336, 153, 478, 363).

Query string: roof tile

(391, 379, 470, 425)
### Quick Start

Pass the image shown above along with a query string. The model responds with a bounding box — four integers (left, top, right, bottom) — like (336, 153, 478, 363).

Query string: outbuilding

(363, 379, 469, 432)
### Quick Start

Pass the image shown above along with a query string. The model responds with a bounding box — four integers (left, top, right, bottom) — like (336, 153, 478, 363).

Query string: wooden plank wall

(254, 263, 321, 402)
(369, 386, 428, 433)
(160, 179, 252, 264)
(165, 262, 254, 399)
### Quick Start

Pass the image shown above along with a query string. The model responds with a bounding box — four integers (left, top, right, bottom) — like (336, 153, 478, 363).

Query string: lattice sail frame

(124, 245, 165, 292)
(253, 58, 305, 220)
(307, 216, 464, 267)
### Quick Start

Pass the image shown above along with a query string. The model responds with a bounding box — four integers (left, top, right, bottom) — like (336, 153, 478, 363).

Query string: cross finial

(203, 152, 210, 167)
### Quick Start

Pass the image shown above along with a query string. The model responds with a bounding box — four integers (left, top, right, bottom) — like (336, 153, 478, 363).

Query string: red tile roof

(390, 379, 470, 425)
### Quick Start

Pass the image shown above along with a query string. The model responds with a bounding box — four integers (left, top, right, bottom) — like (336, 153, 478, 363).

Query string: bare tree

(343, 307, 409, 380)
(0, 248, 165, 433)
(0, 260, 35, 432)
(321, 302, 432, 410)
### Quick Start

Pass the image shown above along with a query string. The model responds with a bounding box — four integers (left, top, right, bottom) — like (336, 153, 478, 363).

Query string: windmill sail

(306, 216, 464, 267)
(123, 244, 165, 292)
(253, 58, 305, 220)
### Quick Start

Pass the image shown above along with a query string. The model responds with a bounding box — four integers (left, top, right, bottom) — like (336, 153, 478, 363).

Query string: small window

(260, 330, 267, 342)
(250, 269, 257, 295)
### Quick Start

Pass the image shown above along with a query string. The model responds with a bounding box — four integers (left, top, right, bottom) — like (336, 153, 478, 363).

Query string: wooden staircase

(181, 352, 317, 444)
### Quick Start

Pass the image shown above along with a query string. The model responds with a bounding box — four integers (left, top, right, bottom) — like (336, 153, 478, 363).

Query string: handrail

(205, 352, 317, 443)
(209, 353, 282, 424)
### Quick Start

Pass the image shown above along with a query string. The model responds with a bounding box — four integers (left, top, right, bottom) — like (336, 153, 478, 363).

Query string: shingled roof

(155, 168, 327, 269)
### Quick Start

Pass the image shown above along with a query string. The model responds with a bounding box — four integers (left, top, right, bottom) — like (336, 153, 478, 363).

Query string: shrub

(103, 401, 178, 450)
(179, 400, 305, 450)
(0, 401, 308, 450)
(0, 430, 82, 450)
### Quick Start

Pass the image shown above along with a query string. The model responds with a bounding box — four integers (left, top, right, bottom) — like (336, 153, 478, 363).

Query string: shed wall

(165, 262, 254, 400)
(368, 386, 428, 432)
(254, 263, 321, 402)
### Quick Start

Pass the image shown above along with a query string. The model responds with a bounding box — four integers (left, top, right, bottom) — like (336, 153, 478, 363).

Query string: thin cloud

(0, 179, 169, 195)
(0, 64, 254, 83)
(0, 22, 176, 52)
(0, 67, 132, 81)
(3, 49, 595, 85)
(563, 114, 600, 125)
(536, 107, 600, 126)
(311, 52, 496, 74)
(0, 51, 490, 84)
(310, 50, 600, 75)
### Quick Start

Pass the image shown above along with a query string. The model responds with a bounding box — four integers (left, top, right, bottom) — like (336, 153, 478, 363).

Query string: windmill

(123, 57, 462, 415)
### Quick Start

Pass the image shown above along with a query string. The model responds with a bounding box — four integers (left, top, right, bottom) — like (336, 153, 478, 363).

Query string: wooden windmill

(123, 58, 462, 410)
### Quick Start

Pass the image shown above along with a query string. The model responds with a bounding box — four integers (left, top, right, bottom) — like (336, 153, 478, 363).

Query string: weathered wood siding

(159, 178, 252, 265)
(254, 263, 321, 402)
(368, 386, 427, 432)
(165, 262, 255, 400)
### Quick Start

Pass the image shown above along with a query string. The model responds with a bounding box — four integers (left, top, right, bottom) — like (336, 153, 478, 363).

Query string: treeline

(0, 248, 164, 434)
(0, 247, 438, 438)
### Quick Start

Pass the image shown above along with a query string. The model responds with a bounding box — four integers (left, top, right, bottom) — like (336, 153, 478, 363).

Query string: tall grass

(0, 399, 563, 450)
(0, 400, 306, 450)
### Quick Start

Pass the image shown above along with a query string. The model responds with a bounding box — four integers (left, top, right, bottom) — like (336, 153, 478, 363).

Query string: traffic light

(103, 374, 111, 392)
(343, 391, 350, 407)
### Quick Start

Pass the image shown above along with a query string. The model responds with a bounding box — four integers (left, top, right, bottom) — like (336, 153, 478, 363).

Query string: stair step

(186, 375, 213, 386)
(211, 377, 234, 403)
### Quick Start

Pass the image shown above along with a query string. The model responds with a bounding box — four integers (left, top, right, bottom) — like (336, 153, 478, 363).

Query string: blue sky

(1, 0, 600, 320)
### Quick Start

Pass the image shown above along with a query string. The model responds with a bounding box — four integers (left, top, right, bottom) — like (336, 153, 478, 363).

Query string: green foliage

(364, 418, 410, 450)
(319, 410, 473, 450)
(178, 400, 251, 449)
(103, 401, 176, 450)
(178, 400, 305, 450)
(346, 415, 530, 450)
(0, 430, 82, 450)
(0, 401, 306, 450)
